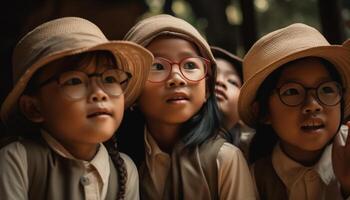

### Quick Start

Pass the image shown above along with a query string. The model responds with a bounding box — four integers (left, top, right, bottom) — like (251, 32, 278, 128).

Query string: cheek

(137, 83, 161, 113)
(326, 105, 342, 132)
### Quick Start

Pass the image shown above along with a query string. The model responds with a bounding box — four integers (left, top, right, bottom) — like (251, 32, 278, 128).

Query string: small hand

(332, 121, 350, 197)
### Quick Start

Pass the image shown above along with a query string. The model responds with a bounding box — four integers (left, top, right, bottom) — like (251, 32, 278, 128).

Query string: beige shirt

(252, 126, 349, 200)
(0, 131, 139, 200)
(144, 129, 256, 200)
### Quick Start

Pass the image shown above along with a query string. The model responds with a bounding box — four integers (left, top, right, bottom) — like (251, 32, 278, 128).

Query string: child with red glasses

(117, 14, 255, 199)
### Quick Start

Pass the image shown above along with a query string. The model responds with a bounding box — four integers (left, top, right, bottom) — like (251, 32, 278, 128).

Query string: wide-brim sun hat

(1, 17, 153, 123)
(238, 23, 350, 128)
(343, 39, 350, 48)
(124, 14, 216, 75)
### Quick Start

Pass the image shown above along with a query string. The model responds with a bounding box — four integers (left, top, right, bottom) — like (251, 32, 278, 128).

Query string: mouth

(300, 119, 325, 132)
(166, 92, 189, 103)
(215, 88, 227, 101)
(87, 109, 113, 118)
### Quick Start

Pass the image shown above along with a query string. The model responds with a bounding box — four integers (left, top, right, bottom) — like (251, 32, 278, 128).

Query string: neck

(280, 142, 323, 166)
(146, 120, 181, 154)
(61, 141, 99, 161)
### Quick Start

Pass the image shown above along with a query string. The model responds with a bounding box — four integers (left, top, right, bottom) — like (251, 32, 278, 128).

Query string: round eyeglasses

(276, 81, 343, 107)
(38, 68, 132, 101)
(148, 57, 210, 82)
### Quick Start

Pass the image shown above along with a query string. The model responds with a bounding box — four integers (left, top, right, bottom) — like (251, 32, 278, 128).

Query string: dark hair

(211, 47, 243, 81)
(248, 57, 345, 164)
(117, 56, 222, 166)
(15, 50, 128, 200)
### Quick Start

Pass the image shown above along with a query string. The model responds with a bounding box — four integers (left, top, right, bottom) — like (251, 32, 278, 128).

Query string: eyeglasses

(276, 81, 343, 107)
(38, 68, 132, 101)
(148, 57, 209, 82)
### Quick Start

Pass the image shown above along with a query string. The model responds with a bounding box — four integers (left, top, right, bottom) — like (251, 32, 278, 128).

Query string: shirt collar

(272, 142, 334, 188)
(41, 129, 110, 185)
(144, 126, 167, 157)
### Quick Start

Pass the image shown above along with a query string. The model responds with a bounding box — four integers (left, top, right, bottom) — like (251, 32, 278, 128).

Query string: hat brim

(238, 45, 350, 127)
(1, 40, 153, 122)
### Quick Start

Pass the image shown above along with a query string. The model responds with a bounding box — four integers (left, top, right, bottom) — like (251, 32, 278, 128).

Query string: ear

(19, 95, 44, 123)
(252, 101, 271, 124)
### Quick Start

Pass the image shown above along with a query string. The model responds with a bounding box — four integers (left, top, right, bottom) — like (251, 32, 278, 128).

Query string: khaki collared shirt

(252, 126, 350, 200)
(144, 128, 256, 200)
(0, 131, 140, 200)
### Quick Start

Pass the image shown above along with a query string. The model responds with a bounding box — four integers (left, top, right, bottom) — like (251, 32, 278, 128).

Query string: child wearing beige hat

(239, 23, 350, 199)
(0, 17, 153, 199)
(211, 46, 255, 159)
(118, 14, 255, 199)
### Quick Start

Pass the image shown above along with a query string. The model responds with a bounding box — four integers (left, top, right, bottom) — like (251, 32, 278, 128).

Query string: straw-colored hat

(124, 14, 216, 75)
(1, 17, 153, 123)
(343, 39, 350, 48)
(238, 23, 350, 128)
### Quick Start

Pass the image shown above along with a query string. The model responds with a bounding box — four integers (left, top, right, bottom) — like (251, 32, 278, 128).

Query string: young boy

(0, 17, 152, 200)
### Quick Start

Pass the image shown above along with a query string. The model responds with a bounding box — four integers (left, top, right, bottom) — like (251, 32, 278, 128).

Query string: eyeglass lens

(149, 57, 207, 82)
(57, 69, 130, 100)
(277, 81, 342, 106)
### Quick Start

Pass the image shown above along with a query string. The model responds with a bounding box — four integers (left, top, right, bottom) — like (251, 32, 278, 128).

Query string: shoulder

(119, 152, 139, 179)
(119, 152, 139, 199)
(217, 142, 245, 161)
(0, 141, 27, 160)
(217, 142, 249, 170)
(0, 141, 29, 198)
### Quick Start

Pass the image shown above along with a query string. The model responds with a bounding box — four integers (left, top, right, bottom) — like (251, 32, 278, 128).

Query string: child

(238, 23, 350, 199)
(0, 17, 153, 200)
(119, 14, 255, 199)
(211, 46, 254, 158)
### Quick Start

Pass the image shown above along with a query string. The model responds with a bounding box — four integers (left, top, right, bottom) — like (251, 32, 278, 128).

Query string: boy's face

(23, 54, 124, 158)
(215, 58, 242, 129)
(267, 58, 341, 159)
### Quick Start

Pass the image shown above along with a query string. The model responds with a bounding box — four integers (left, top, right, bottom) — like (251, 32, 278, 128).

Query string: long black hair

(117, 45, 222, 166)
(248, 57, 345, 164)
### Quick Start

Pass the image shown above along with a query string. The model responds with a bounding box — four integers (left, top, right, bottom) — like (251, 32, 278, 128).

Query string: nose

(166, 64, 186, 87)
(88, 79, 108, 102)
(302, 91, 323, 114)
(216, 75, 226, 90)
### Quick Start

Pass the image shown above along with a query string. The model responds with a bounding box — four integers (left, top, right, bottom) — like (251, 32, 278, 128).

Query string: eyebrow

(278, 76, 334, 86)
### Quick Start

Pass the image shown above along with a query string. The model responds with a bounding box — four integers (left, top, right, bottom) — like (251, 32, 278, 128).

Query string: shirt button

(80, 176, 90, 186)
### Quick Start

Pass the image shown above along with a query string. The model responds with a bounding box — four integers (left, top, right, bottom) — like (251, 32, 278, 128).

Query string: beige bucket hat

(1, 17, 153, 123)
(124, 14, 216, 75)
(238, 23, 350, 128)
(343, 39, 350, 48)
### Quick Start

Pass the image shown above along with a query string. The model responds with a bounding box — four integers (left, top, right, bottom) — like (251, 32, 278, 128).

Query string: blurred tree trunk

(189, 0, 239, 54)
(318, 0, 345, 44)
(239, 0, 257, 52)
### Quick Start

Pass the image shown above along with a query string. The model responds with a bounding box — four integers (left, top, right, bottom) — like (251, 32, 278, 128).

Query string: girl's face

(23, 53, 125, 159)
(138, 36, 207, 127)
(266, 58, 341, 155)
(215, 58, 242, 129)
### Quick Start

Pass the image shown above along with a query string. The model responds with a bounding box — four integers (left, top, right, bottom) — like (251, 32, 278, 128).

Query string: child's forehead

(276, 58, 333, 85)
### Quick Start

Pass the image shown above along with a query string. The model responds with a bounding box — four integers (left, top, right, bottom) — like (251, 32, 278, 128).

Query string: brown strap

(254, 156, 288, 200)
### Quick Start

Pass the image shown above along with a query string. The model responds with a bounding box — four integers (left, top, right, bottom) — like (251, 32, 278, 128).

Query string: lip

(165, 92, 190, 103)
(215, 87, 227, 101)
(300, 117, 325, 133)
(87, 107, 113, 118)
